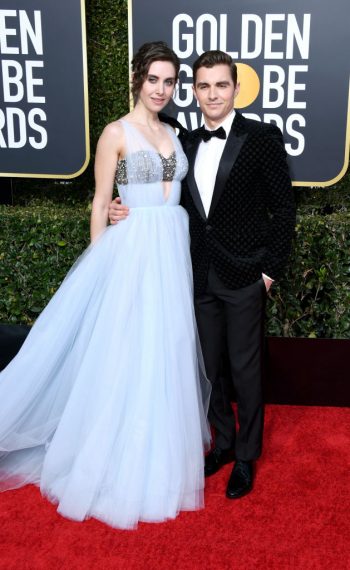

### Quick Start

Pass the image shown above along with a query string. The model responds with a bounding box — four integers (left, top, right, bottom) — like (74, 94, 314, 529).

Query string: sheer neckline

(118, 150, 176, 163)
(120, 119, 175, 160)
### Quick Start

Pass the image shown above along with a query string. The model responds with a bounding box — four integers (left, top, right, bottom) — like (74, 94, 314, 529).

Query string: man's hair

(131, 41, 180, 100)
(193, 50, 237, 86)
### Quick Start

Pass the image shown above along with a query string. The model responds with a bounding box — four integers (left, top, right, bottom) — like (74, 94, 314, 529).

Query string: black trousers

(194, 264, 266, 462)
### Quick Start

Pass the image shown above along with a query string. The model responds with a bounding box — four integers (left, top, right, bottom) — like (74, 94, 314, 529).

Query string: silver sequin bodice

(116, 151, 177, 185)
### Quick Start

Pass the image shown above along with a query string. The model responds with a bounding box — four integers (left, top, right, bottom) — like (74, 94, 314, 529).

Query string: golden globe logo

(235, 63, 260, 108)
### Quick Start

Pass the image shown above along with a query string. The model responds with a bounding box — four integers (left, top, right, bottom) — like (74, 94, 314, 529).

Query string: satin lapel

(208, 124, 248, 218)
(185, 136, 207, 220)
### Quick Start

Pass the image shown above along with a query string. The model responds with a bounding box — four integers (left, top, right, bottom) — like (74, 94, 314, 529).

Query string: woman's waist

(118, 181, 182, 207)
(129, 204, 184, 211)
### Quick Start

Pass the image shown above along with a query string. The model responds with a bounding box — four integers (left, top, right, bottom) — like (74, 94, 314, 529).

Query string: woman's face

(137, 60, 177, 112)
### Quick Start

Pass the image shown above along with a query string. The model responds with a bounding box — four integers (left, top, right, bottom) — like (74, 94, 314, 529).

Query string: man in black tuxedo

(110, 50, 295, 499)
(181, 50, 295, 499)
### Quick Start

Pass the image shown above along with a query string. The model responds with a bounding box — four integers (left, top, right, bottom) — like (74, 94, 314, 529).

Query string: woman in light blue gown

(0, 42, 210, 529)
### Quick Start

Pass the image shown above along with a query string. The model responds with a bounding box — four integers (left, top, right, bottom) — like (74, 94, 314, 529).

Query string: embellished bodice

(116, 151, 177, 185)
(115, 119, 188, 208)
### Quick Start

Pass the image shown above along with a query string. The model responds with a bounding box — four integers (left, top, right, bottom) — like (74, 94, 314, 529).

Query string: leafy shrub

(1, 204, 349, 337)
(0, 204, 89, 324)
(267, 212, 350, 338)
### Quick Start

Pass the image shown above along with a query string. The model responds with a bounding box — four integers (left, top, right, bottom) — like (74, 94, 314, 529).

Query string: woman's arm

(90, 122, 123, 243)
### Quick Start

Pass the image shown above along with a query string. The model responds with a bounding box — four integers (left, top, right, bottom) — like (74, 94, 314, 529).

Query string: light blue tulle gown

(0, 120, 211, 529)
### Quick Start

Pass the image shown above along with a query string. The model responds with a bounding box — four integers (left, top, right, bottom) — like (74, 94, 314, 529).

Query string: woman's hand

(109, 197, 130, 224)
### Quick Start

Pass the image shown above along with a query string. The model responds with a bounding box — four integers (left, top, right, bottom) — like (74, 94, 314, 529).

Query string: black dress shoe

(204, 447, 235, 477)
(226, 460, 253, 499)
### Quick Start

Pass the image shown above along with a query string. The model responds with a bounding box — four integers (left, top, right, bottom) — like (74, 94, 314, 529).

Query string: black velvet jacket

(160, 112, 296, 296)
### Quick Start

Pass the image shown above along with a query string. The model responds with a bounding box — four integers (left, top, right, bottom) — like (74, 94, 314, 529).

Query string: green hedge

(266, 212, 350, 338)
(0, 203, 90, 324)
(86, 0, 129, 154)
(1, 203, 349, 337)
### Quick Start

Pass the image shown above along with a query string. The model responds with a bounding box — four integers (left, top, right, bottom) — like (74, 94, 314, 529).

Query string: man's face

(193, 64, 240, 128)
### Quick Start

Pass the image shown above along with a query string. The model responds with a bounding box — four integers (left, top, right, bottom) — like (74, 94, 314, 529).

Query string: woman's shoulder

(95, 120, 127, 158)
(98, 119, 126, 149)
(102, 119, 125, 137)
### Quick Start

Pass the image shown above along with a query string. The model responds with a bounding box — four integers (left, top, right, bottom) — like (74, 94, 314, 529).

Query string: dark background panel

(131, 0, 350, 184)
(0, 0, 88, 176)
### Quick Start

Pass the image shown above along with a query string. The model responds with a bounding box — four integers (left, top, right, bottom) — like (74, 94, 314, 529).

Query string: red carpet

(0, 405, 349, 570)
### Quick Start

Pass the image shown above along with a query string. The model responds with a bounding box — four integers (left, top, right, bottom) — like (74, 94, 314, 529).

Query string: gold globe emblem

(234, 63, 260, 109)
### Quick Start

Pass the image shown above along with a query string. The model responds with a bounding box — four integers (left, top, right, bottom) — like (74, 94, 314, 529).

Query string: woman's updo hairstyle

(131, 41, 180, 101)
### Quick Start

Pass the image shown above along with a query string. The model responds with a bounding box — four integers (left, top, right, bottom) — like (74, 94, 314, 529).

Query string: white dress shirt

(194, 110, 235, 217)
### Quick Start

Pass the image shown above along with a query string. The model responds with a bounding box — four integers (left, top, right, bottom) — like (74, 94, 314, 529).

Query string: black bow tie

(200, 126, 226, 142)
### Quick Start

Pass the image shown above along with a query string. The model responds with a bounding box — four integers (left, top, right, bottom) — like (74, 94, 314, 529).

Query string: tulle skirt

(0, 205, 211, 529)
